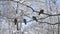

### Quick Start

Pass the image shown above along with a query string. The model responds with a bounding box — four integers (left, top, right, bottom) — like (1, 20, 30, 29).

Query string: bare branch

(27, 19, 60, 25)
(43, 13, 60, 16)
(14, 1, 39, 13)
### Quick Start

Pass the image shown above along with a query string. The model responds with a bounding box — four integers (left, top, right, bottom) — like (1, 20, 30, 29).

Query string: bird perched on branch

(38, 9, 44, 15)
(32, 16, 38, 22)
(14, 18, 17, 25)
(23, 19, 27, 25)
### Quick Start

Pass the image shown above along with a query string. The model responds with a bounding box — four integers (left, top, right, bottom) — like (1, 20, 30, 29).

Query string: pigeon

(14, 18, 17, 25)
(23, 19, 27, 25)
(32, 16, 38, 22)
(39, 9, 44, 15)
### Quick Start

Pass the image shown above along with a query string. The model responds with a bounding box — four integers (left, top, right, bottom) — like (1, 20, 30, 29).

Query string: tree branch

(27, 20, 60, 25)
